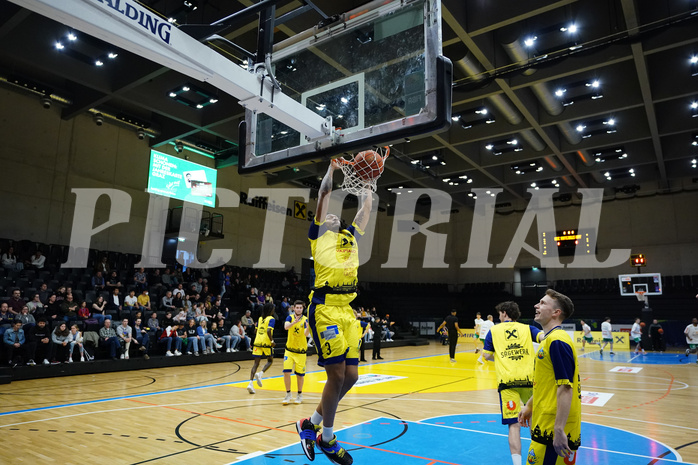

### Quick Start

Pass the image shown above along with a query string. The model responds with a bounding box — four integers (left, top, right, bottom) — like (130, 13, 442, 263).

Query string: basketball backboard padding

(618, 273, 662, 296)
(239, 0, 452, 174)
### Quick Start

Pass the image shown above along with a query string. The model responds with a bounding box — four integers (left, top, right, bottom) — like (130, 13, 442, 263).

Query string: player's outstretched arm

(316, 159, 341, 220)
(354, 189, 373, 231)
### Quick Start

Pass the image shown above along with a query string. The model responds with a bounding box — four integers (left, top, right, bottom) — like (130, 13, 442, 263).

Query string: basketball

(640, 322, 646, 328)
(353, 150, 384, 181)
(658, 328, 664, 334)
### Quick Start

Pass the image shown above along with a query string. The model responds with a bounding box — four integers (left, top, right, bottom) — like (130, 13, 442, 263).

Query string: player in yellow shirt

(247, 303, 276, 395)
(483, 301, 543, 465)
(283, 300, 310, 405)
(297, 158, 373, 465)
(519, 290, 581, 465)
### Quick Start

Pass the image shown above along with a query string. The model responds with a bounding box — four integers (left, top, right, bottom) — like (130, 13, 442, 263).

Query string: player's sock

(511, 454, 521, 465)
(311, 411, 323, 425)
(321, 426, 334, 443)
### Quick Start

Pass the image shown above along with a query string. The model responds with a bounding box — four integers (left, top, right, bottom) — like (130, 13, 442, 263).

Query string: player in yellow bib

(519, 290, 581, 465)
(283, 300, 310, 405)
(297, 158, 373, 465)
(247, 303, 276, 395)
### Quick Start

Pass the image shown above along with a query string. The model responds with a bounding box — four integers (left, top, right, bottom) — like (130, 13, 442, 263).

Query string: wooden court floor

(0, 340, 696, 464)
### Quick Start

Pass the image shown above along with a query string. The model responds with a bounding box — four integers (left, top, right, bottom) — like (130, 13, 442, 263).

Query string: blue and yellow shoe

(317, 434, 353, 465)
(296, 418, 320, 461)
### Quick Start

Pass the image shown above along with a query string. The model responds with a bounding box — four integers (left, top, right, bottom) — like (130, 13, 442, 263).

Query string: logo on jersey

(505, 329, 519, 339)
(527, 449, 538, 464)
(537, 348, 545, 359)
(506, 400, 517, 411)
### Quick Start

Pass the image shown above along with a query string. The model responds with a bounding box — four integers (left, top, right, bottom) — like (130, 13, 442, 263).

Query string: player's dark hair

(293, 300, 306, 308)
(339, 217, 349, 232)
(545, 289, 575, 320)
(262, 302, 275, 318)
(495, 301, 521, 321)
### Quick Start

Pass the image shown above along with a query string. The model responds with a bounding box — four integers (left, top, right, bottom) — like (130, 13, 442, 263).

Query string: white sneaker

(166, 351, 174, 357)
(120, 354, 125, 359)
(27, 360, 36, 366)
(283, 393, 292, 405)
(216, 343, 223, 349)
(247, 384, 256, 394)
(67, 358, 73, 363)
(43, 359, 50, 365)
(477, 357, 484, 365)
(124, 353, 129, 360)
(80, 355, 85, 362)
(231, 348, 238, 352)
(226, 348, 232, 353)
(255, 372, 263, 387)
(174, 350, 182, 356)
(294, 393, 303, 404)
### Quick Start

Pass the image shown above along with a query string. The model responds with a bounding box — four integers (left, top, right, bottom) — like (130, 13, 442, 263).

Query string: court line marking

(418, 415, 690, 464)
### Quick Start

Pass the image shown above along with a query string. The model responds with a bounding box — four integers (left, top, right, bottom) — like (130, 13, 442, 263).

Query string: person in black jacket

(27, 318, 53, 365)
(371, 317, 383, 360)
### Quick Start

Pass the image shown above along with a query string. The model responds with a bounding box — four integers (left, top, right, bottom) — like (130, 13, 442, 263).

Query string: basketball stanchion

(337, 146, 390, 195)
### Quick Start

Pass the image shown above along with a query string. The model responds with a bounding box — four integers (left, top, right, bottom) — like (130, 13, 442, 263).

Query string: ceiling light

(168, 17, 176, 23)
(196, 104, 203, 109)
(561, 23, 578, 33)
(507, 139, 518, 145)
(411, 160, 419, 164)
(530, 183, 536, 187)
(587, 80, 600, 88)
(95, 60, 103, 66)
(475, 107, 488, 115)
(459, 175, 468, 179)
(337, 115, 343, 119)
(576, 124, 585, 132)
(451, 114, 461, 121)
(182, 86, 190, 92)
(691, 159, 697, 168)
(524, 36, 537, 47)
(209, 98, 218, 103)
(443, 178, 450, 182)
(340, 97, 349, 104)
(468, 193, 474, 197)
(604, 118, 615, 125)
(536, 166, 543, 172)
(690, 55, 698, 64)
(108, 52, 118, 59)
(169, 92, 177, 98)
(555, 88, 566, 97)
(67, 32, 77, 41)
(485, 144, 494, 151)
(432, 155, 438, 160)
(467, 179, 473, 184)
(54, 42, 64, 50)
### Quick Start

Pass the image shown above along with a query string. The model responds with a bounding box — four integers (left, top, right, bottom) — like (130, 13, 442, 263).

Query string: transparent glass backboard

(618, 273, 663, 296)
(239, 0, 451, 173)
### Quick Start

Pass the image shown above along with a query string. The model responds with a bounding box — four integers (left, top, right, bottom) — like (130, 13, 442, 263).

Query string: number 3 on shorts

(324, 341, 331, 356)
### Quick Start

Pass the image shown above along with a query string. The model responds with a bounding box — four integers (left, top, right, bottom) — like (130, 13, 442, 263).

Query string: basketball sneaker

(317, 434, 353, 465)
(686, 349, 691, 356)
(296, 418, 320, 461)
(255, 372, 263, 387)
(247, 383, 256, 394)
(283, 393, 292, 405)
(295, 393, 303, 404)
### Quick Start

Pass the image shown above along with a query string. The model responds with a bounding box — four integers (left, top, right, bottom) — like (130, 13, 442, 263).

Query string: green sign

(146, 149, 217, 207)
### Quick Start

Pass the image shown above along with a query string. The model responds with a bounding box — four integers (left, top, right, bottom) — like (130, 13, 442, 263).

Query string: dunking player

(283, 300, 310, 405)
(482, 302, 543, 465)
(297, 158, 373, 465)
(519, 290, 581, 464)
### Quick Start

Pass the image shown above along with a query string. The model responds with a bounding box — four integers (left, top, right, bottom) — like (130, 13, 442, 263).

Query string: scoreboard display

(541, 229, 595, 257)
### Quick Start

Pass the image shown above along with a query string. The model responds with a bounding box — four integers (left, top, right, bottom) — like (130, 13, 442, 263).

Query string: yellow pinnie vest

(489, 321, 536, 391)
(286, 315, 308, 352)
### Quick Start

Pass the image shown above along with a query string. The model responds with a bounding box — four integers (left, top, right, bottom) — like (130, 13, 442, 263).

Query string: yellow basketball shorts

(283, 350, 307, 375)
(499, 387, 532, 424)
(252, 345, 273, 358)
(527, 441, 577, 465)
(308, 303, 359, 366)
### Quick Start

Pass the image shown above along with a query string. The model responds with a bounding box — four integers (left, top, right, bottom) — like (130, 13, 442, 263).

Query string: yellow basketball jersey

(308, 219, 363, 306)
(285, 315, 308, 352)
(489, 321, 536, 391)
(531, 328, 582, 449)
(254, 315, 274, 348)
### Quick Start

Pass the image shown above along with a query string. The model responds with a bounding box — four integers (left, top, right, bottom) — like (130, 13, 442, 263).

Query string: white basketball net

(339, 147, 389, 196)
(635, 291, 646, 302)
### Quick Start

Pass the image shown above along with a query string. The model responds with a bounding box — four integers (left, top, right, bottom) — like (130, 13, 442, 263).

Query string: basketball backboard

(239, 0, 452, 174)
(618, 273, 663, 296)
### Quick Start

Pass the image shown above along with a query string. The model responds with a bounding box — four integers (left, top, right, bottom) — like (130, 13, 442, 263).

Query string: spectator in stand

(192, 277, 204, 295)
(185, 319, 201, 356)
(242, 309, 255, 338)
(27, 318, 51, 365)
(265, 292, 274, 305)
(131, 311, 143, 327)
(123, 289, 138, 313)
(231, 319, 251, 351)
(150, 269, 162, 289)
(173, 308, 187, 324)
(137, 290, 151, 312)
(105, 289, 122, 315)
(27, 293, 44, 315)
(66, 324, 85, 363)
(159, 323, 182, 356)
(60, 293, 78, 323)
(163, 311, 175, 328)
(0, 303, 11, 327)
(16, 305, 36, 328)
(161, 268, 175, 289)
(38, 283, 51, 305)
(280, 297, 290, 316)
(281, 276, 290, 289)
(133, 267, 148, 292)
(51, 322, 71, 363)
(194, 302, 211, 323)
(176, 323, 188, 354)
(197, 320, 216, 354)
(4, 321, 27, 365)
(161, 291, 176, 312)
(45, 294, 61, 323)
(173, 283, 185, 300)
(94, 256, 110, 275)
(55, 286, 67, 302)
(77, 301, 90, 321)
(116, 318, 135, 359)
(147, 312, 161, 335)
(2, 246, 23, 271)
(217, 266, 227, 298)
(99, 319, 121, 360)
(210, 321, 231, 352)
(91, 271, 106, 292)
(105, 271, 122, 292)
(246, 288, 258, 311)
(256, 290, 266, 308)
(92, 295, 112, 324)
(8, 289, 26, 315)
(133, 318, 151, 360)
(28, 250, 45, 270)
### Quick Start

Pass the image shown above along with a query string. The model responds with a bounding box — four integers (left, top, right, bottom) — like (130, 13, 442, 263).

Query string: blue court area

(580, 350, 696, 365)
(237, 413, 692, 465)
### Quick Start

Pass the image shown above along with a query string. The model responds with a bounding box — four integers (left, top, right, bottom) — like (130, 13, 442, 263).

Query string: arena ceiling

(1, 0, 697, 209)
